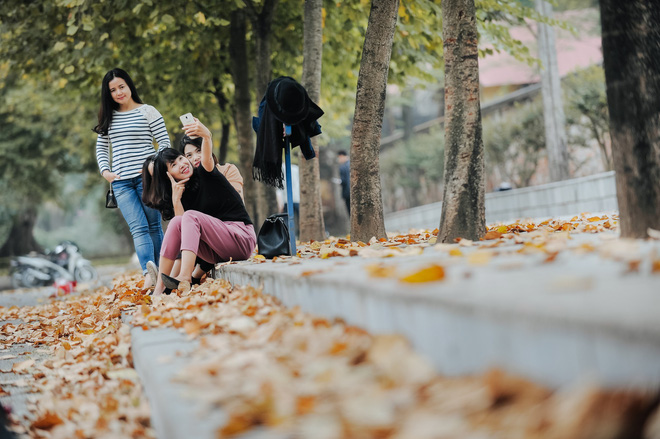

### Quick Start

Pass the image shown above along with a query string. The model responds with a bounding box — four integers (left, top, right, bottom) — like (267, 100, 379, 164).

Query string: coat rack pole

(284, 125, 296, 256)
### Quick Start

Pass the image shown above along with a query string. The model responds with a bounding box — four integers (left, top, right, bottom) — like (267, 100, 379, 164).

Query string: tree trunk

(0, 206, 42, 257)
(219, 121, 230, 164)
(600, 0, 660, 238)
(299, 0, 326, 242)
(253, 0, 278, 100)
(252, 0, 280, 221)
(437, 0, 486, 243)
(230, 10, 259, 227)
(212, 79, 232, 164)
(536, 0, 569, 182)
(349, 0, 399, 243)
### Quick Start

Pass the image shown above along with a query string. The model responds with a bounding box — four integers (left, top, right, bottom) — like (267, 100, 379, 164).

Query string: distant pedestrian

(93, 68, 171, 289)
(337, 150, 350, 214)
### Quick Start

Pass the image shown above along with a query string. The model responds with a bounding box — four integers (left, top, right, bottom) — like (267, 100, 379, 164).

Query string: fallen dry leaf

(400, 264, 445, 283)
(365, 264, 395, 278)
(482, 231, 502, 241)
(31, 411, 64, 430)
(11, 359, 34, 373)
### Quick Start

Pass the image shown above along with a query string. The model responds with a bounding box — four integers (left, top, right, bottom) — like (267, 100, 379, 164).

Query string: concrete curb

(218, 238, 660, 390)
(126, 323, 227, 439)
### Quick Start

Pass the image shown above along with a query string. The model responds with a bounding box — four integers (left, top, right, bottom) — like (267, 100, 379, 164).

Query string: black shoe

(161, 273, 180, 290)
(161, 274, 191, 293)
(191, 277, 202, 285)
(197, 260, 215, 272)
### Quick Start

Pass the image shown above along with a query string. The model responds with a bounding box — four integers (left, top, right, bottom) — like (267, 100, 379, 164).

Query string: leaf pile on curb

(130, 277, 660, 438)
(245, 213, 621, 262)
(239, 212, 660, 283)
(0, 282, 153, 438)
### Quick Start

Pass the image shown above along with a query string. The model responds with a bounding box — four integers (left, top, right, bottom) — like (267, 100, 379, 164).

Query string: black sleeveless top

(181, 166, 252, 225)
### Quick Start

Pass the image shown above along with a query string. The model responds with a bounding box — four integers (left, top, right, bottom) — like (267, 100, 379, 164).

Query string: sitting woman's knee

(168, 215, 184, 229)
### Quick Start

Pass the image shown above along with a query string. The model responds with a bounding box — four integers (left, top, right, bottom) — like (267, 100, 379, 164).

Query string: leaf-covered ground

(0, 285, 153, 438)
(1, 213, 659, 438)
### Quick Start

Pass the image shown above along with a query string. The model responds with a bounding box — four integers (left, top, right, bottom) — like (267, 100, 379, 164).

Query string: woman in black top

(146, 118, 255, 295)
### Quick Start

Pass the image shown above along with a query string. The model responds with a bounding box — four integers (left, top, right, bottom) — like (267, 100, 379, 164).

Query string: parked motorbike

(9, 241, 98, 289)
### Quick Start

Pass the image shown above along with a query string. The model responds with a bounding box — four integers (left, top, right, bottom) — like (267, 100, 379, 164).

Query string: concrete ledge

(128, 325, 227, 439)
(218, 239, 660, 390)
(385, 171, 618, 232)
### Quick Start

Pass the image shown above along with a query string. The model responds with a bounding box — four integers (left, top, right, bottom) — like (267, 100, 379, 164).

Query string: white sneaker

(146, 261, 159, 286)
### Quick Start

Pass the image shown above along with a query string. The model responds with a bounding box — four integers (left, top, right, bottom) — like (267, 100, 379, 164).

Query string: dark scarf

(252, 97, 323, 189)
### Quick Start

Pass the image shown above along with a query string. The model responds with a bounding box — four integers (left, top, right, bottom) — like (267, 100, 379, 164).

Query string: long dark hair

(92, 68, 143, 136)
(179, 135, 219, 166)
(141, 155, 158, 208)
(143, 149, 198, 221)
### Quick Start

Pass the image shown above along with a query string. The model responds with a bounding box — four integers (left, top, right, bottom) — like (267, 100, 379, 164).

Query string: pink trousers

(161, 210, 256, 263)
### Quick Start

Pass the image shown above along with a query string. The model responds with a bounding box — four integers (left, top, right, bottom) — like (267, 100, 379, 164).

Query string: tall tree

(0, 72, 94, 256)
(599, 0, 660, 238)
(229, 9, 259, 226)
(248, 0, 280, 224)
(298, 0, 326, 242)
(349, 0, 399, 242)
(437, 0, 486, 243)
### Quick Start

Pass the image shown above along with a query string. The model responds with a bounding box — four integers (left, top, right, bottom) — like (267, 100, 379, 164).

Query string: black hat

(266, 76, 320, 125)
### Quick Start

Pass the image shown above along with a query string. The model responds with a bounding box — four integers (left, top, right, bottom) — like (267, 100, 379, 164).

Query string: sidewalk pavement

(125, 215, 660, 438)
(0, 263, 133, 431)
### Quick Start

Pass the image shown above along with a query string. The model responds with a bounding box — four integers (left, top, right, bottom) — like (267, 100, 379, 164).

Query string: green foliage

(563, 64, 611, 170)
(380, 127, 445, 212)
(483, 99, 546, 188)
(0, 71, 96, 209)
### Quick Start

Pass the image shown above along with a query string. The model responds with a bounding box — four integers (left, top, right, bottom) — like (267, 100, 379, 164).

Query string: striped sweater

(95, 104, 171, 179)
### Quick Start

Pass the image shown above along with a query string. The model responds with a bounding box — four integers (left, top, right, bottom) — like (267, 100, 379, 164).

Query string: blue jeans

(112, 176, 163, 274)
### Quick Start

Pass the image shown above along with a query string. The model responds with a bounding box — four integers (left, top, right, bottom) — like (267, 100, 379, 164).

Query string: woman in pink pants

(145, 118, 255, 295)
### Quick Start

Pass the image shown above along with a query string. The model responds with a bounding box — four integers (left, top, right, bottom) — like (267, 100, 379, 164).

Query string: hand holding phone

(179, 113, 194, 126)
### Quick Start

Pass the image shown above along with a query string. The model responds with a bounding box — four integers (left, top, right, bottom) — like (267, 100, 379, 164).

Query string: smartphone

(179, 113, 194, 126)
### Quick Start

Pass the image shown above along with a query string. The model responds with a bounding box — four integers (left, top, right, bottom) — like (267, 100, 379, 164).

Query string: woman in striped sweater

(93, 68, 171, 289)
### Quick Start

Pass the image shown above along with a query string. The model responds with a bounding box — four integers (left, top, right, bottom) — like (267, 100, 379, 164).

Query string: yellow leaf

(253, 254, 266, 260)
(449, 248, 463, 257)
(398, 4, 408, 21)
(400, 264, 445, 283)
(195, 11, 206, 24)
